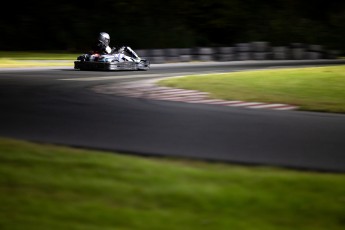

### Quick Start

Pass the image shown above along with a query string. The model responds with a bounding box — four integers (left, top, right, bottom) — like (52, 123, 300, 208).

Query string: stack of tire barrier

(215, 47, 236, 61)
(136, 41, 341, 64)
(195, 47, 215, 61)
(251, 42, 271, 60)
(179, 48, 192, 62)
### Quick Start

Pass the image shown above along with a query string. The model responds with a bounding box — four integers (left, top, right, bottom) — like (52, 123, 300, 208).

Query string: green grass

(0, 58, 74, 68)
(0, 51, 78, 60)
(158, 65, 345, 113)
(1, 137, 345, 230)
(0, 51, 78, 68)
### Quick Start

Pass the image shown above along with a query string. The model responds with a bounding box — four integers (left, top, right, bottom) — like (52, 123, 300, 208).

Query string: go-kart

(74, 47, 150, 71)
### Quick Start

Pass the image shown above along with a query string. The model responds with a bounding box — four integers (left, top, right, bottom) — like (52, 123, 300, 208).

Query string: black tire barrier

(141, 42, 341, 63)
(252, 52, 271, 60)
(164, 48, 180, 62)
(216, 47, 236, 54)
(235, 43, 252, 52)
(308, 45, 323, 52)
(251, 41, 270, 52)
(291, 48, 306, 60)
(179, 55, 192, 62)
(215, 54, 236, 62)
(237, 52, 252, 61)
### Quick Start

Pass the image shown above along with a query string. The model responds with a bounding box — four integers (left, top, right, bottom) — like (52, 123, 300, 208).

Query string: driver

(82, 31, 141, 62)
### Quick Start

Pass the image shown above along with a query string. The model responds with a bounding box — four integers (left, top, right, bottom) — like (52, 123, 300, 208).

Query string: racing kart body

(74, 47, 150, 71)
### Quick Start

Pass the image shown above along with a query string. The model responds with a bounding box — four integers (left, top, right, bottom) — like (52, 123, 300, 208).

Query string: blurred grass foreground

(0, 137, 345, 230)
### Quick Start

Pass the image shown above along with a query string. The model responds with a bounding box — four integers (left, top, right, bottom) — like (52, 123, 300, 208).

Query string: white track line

(248, 103, 286, 109)
(226, 102, 267, 107)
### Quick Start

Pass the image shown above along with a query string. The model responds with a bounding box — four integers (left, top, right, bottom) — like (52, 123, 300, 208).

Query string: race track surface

(1, 60, 345, 172)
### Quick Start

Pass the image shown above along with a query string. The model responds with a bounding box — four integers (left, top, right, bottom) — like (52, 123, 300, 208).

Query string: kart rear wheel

(137, 60, 150, 71)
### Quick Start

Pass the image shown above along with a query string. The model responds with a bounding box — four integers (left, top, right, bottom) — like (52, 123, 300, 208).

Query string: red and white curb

(93, 79, 299, 111)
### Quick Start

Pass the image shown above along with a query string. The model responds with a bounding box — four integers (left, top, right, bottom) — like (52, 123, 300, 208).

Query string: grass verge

(0, 51, 78, 60)
(0, 51, 78, 68)
(157, 65, 345, 113)
(1, 137, 344, 230)
(0, 58, 74, 68)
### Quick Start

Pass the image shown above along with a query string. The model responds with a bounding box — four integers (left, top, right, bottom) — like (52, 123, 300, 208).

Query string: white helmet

(98, 32, 110, 46)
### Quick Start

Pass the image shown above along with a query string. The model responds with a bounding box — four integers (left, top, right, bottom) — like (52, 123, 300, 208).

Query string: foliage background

(1, 0, 344, 53)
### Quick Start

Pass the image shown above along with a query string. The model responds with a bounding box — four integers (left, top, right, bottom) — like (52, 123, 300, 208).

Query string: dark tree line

(1, 0, 344, 53)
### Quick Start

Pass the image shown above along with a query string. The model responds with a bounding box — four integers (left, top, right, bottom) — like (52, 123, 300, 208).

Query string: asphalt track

(1, 60, 345, 172)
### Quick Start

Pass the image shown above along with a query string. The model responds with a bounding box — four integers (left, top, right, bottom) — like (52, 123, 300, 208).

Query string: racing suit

(92, 41, 112, 55)
(82, 41, 111, 61)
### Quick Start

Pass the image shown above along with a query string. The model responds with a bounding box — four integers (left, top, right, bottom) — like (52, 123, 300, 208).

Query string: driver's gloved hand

(118, 46, 125, 53)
